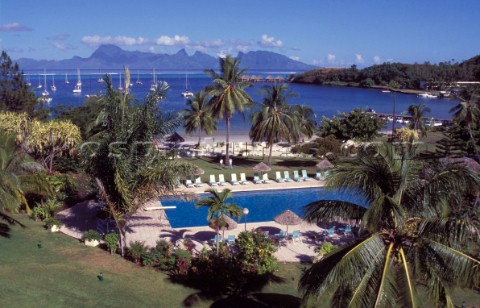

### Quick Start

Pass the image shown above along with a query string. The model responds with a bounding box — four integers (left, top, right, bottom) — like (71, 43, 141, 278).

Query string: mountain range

(15, 45, 316, 71)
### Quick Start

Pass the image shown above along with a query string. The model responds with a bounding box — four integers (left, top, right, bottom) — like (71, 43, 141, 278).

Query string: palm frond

(300, 234, 386, 302)
(303, 200, 366, 223)
(419, 218, 479, 248)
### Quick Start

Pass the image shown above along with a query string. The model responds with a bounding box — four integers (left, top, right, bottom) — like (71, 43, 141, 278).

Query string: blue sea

(26, 69, 457, 135)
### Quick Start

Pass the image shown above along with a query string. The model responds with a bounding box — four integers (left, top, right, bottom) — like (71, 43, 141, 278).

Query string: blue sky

(1, 0, 479, 67)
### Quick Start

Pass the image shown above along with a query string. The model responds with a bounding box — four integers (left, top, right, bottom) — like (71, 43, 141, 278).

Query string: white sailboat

(150, 68, 157, 92)
(73, 69, 82, 94)
(181, 72, 194, 97)
(26, 75, 31, 87)
(50, 74, 57, 92)
(37, 75, 42, 89)
(65, 73, 70, 84)
(135, 71, 142, 84)
(40, 71, 52, 103)
(118, 72, 124, 92)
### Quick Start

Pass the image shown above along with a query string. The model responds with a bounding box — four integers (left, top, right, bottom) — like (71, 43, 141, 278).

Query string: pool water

(160, 187, 369, 228)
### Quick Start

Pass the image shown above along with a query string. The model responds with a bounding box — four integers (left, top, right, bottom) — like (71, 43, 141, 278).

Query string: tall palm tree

(204, 55, 253, 167)
(182, 90, 216, 147)
(292, 104, 317, 142)
(0, 130, 51, 237)
(451, 87, 480, 157)
(195, 188, 242, 255)
(407, 103, 431, 137)
(250, 83, 300, 165)
(83, 74, 196, 255)
(300, 142, 480, 307)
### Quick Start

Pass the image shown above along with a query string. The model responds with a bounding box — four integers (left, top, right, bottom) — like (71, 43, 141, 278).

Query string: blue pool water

(160, 187, 369, 228)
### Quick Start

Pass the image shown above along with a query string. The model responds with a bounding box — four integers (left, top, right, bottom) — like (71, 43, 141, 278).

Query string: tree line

(291, 54, 480, 89)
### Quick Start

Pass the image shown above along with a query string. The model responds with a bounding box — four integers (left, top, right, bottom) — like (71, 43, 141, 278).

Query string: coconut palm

(292, 104, 317, 142)
(182, 90, 216, 147)
(250, 83, 300, 165)
(83, 74, 196, 255)
(195, 188, 242, 255)
(0, 130, 51, 236)
(407, 103, 431, 137)
(300, 142, 480, 307)
(450, 87, 480, 157)
(204, 55, 253, 167)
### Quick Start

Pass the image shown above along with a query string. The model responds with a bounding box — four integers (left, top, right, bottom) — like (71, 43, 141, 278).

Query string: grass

(179, 155, 320, 182)
(0, 216, 304, 307)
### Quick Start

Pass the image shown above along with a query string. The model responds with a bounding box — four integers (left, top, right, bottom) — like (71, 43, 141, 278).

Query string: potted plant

(44, 217, 63, 232)
(82, 230, 102, 247)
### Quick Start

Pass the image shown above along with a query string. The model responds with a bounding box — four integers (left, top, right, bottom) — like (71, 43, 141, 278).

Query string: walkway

(57, 179, 354, 263)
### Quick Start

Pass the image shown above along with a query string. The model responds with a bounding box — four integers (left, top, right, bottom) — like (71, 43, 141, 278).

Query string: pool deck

(57, 179, 356, 263)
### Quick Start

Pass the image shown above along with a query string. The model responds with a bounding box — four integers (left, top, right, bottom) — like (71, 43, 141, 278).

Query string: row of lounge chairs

(182, 170, 330, 188)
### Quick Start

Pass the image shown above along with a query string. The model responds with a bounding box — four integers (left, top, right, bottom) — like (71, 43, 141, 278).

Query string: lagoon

(30, 70, 457, 135)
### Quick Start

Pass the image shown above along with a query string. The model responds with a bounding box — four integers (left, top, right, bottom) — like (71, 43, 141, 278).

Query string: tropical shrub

(31, 198, 62, 221)
(44, 217, 63, 228)
(236, 230, 278, 275)
(104, 233, 119, 255)
(82, 230, 101, 241)
(47, 173, 77, 201)
(128, 241, 148, 264)
(291, 135, 343, 157)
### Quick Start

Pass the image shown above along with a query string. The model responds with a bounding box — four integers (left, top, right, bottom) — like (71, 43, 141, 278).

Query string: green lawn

(180, 155, 320, 182)
(0, 216, 304, 307)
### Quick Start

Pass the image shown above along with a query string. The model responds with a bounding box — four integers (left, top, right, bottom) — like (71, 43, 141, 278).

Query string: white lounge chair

(194, 175, 204, 187)
(253, 172, 262, 184)
(293, 170, 303, 181)
(283, 171, 293, 182)
(315, 170, 323, 180)
(275, 171, 285, 183)
(185, 177, 194, 188)
(218, 174, 226, 186)
(209, 174, 218, 186)
(230, 173, 239, 185)
(239, 173, 251, 185)
(262, 173, 272, 184)
(302, 170, 313, 181)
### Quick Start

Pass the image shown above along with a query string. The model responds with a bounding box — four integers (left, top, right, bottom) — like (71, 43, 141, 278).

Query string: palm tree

(292, 104, 317, 142)
(204, 55, 253, 167)
(250, 83, 300, 165)
(83, 74, 196, 255)
(300, 142, 480, 307)
(182, 90, 216, 147)
(451, 87, 480, 157)
(195, 188, 242, 255)
(407, 103, 431, 137)
(0, 130, 51, 237)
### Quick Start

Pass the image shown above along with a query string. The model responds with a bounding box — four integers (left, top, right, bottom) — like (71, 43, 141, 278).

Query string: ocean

(27, 70, 457, 137)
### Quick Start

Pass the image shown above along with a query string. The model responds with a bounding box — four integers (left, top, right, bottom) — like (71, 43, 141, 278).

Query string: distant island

(15, 44, 316, 72)
(290, 55, 480, 92)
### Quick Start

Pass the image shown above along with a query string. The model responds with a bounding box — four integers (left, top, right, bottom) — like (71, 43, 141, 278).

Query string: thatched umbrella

(209, 214, 238, 239)
(253, 162, 272, 179)
(193, 166, 205, 175)
(316, 159, 334, 170)
(274, 210, 302, 233)
(166, 131, 185, 143)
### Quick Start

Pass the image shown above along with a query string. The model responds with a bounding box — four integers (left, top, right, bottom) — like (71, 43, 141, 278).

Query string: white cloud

(290, 56, 300, 61)
(373, 55, 382, 64)
(148, 46, 156, 53)
(355, 54, 364, 64)
(155, 35, 189, 46)
(48, 33, 70, 41)
(327, 53, 336, 63)
(313, 59, 323, 65)
(52, 41, 76, 51)
(259, 34, 283, 48)
(0, 22, 32, 32)
(81, 35, 148, 47)
(216, 50, 231, 58)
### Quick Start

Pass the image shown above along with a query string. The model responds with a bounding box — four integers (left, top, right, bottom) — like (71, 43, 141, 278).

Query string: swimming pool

(160, 187, 369, 228)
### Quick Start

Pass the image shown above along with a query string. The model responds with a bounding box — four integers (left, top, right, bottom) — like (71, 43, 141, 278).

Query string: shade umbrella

(316, 159, 334, 170)
(209, 214, 238, 240)
(165, 132, 185, 144)
(274, 209, 302, 234)
(193, 166, 205, 175)
(253, 162, 271, 172)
